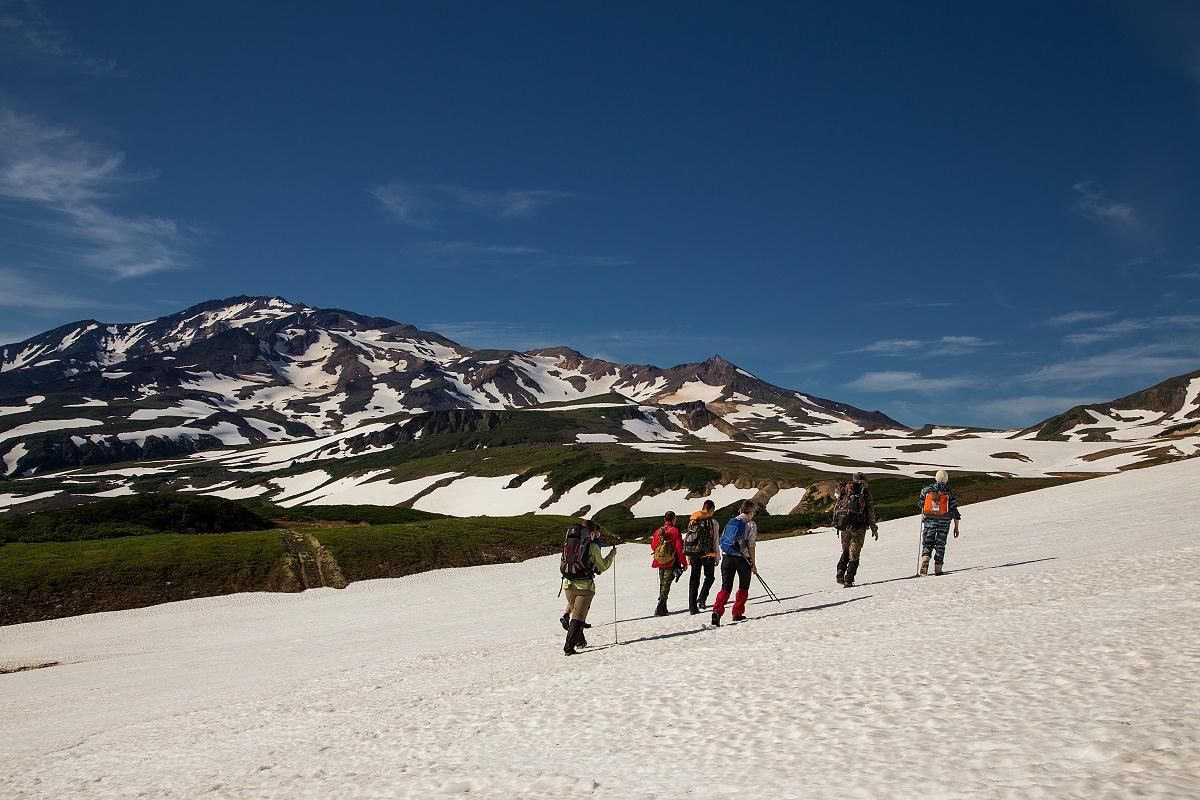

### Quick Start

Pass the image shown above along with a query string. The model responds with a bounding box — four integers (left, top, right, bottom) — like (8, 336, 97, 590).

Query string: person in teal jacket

(561, 520, 617, 656)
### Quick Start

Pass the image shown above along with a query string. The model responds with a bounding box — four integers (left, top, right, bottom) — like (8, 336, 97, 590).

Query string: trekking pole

(916, 518, 923, 576)
(756, 571, 782, 603)
(612, 544, 619, 645)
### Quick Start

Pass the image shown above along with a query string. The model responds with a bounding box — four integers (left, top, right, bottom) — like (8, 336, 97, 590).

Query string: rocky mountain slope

(0, 296, 903, 477)
(1, 297, 1198, 520)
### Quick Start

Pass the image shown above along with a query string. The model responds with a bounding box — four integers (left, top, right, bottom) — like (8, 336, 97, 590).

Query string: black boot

(654, 599, 668, 617)
(836, 549, 849, 585)
(835, 567, 845, 585)
(564, 619, 585, 656)
(560, 612, 570, 631)
(843, 559, 859, 588)
(711, 611, 721, 627)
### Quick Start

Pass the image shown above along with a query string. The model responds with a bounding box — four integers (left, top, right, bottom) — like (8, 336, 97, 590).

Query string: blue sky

(1, 1, 1198, 428)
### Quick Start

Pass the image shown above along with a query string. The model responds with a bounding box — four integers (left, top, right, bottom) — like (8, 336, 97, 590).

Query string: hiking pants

(713, 555, 752, 618)
(838, 529, 866, 583)
(658, 568, 675, 602)
(564, 587, 594, 623)
(689, 556, 716, 610)
(921, 520, 951, 565)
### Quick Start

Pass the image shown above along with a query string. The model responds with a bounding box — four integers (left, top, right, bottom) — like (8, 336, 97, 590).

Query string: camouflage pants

(921, 521, 950, 564)
(838, 529, 866, 583)
(658, 568, 675, 602)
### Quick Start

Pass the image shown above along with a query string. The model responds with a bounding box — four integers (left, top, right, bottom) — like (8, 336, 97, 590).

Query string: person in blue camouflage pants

(919, 469, 962, 576)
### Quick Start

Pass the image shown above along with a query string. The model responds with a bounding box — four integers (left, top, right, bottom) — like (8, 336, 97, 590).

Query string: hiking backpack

(922, 488, 950, 518)
(651, 526, 676, 563)
(720, 517, 748, 556)
(682, 518, 713, 557)
(832, 481, 869, 530)
(560, 524, 594, 580)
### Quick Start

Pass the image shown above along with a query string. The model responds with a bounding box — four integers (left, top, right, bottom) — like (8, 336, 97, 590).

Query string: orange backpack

(923, 490, 950, 518)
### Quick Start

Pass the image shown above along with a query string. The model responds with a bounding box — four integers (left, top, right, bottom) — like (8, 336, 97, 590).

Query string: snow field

(2, 459, 1198, 798)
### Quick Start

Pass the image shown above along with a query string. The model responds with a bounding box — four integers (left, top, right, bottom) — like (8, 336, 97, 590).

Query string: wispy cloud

(854, 336, 993, 357)
(0, 267, 96, 309)
(1072, 181, 1138, 230)
(0, 1, 118, 75)
(372, 180, 576, 227)
(406, 241, 543, 257)
(1048, 310, 1116, 326)
(845, 371, 980, 393)
(973, 394, 1104, 427)
(1168, 270, 1200, 279)
(1023, 342, 1199, 384)
(0, 109, 193, 278)
(1061, 315, 1200, 346)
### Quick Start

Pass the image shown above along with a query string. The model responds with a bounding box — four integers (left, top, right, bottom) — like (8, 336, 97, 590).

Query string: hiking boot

(842, 579, 854, 588)
(732, 615, 747, 622)
(836, 571, 845, 586)
(564, 619, 585, 656)
(919, 554, 931, 576)
(577, 631, 588, 648)
(934, 562, 944, 576)
(654, 600, 668, 617)
(689, 605, 700, 615)
(698, 599, 708, 610)
(710, 612, 721, 627)
(560, 612, 570, 631)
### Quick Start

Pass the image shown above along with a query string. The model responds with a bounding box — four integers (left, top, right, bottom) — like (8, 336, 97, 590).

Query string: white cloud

(1168, 271, 1200, 279)
(0, 267, 95, 309)
(1072, 182, 1138, 229)
(0, 110, 192, 278)
(1048, 310, 1115, 326)
(0, 3, 118, 75)
(973, 395, 1103, 428)
(372, 180, 575, 227)
(854, 336, 993, 357)
(1062, 315, 1200, 346)
(406, 241, 543, 257)
(845, 371, 979, 393)
(1023, 343, 1200, 384)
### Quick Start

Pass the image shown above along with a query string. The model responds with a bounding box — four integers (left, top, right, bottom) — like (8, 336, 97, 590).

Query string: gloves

(871, 525, 879, 541)
(672, 565, 684, 582)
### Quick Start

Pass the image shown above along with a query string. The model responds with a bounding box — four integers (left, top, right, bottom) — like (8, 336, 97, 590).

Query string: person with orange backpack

(683, 500, 720, 614)
(650, 511, 687, 616)
(918, 469, 962, 576)
(560, 520, 617, 656)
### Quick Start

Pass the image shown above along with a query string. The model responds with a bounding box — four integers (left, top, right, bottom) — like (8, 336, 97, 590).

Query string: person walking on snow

(650, 512, 687, 616)
(684, 500, 721, 615)
(919, 469, 961, 576)
(711, 500, 759, 626)
(560, 520, 616, 656)
(832, 472, 878, 588)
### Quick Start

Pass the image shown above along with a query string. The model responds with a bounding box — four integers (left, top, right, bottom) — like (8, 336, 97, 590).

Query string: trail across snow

(2, 459, 1199, 798)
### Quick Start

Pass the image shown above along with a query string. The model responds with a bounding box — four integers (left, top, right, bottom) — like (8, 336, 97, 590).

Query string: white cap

(935, 469, 949, 484)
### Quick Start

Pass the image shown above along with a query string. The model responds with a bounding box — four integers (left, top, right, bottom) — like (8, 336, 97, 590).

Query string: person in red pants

(711, 500, 759, 626)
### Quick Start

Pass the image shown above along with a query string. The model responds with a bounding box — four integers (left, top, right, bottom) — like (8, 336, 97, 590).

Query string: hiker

(832, 472, 879, 588)
(650, 511, 687, 615)
(711, 500, 759, 626)
(683, 500, 721, 615)
(918, 469, 962, 576)
(560, 520, 617, 655)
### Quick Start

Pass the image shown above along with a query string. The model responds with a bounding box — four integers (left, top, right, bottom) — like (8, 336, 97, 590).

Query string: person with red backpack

(683, 499, 720, 614)
(918, 469, 962, 576)
(649, 511, 687, 616)
(832, 472, 878, 588)
(560, 520, 617, 656)
(711, 500, 759, 626)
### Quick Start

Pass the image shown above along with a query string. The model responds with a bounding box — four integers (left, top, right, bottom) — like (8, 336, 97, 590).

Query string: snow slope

(1, 458, 1198, 799)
